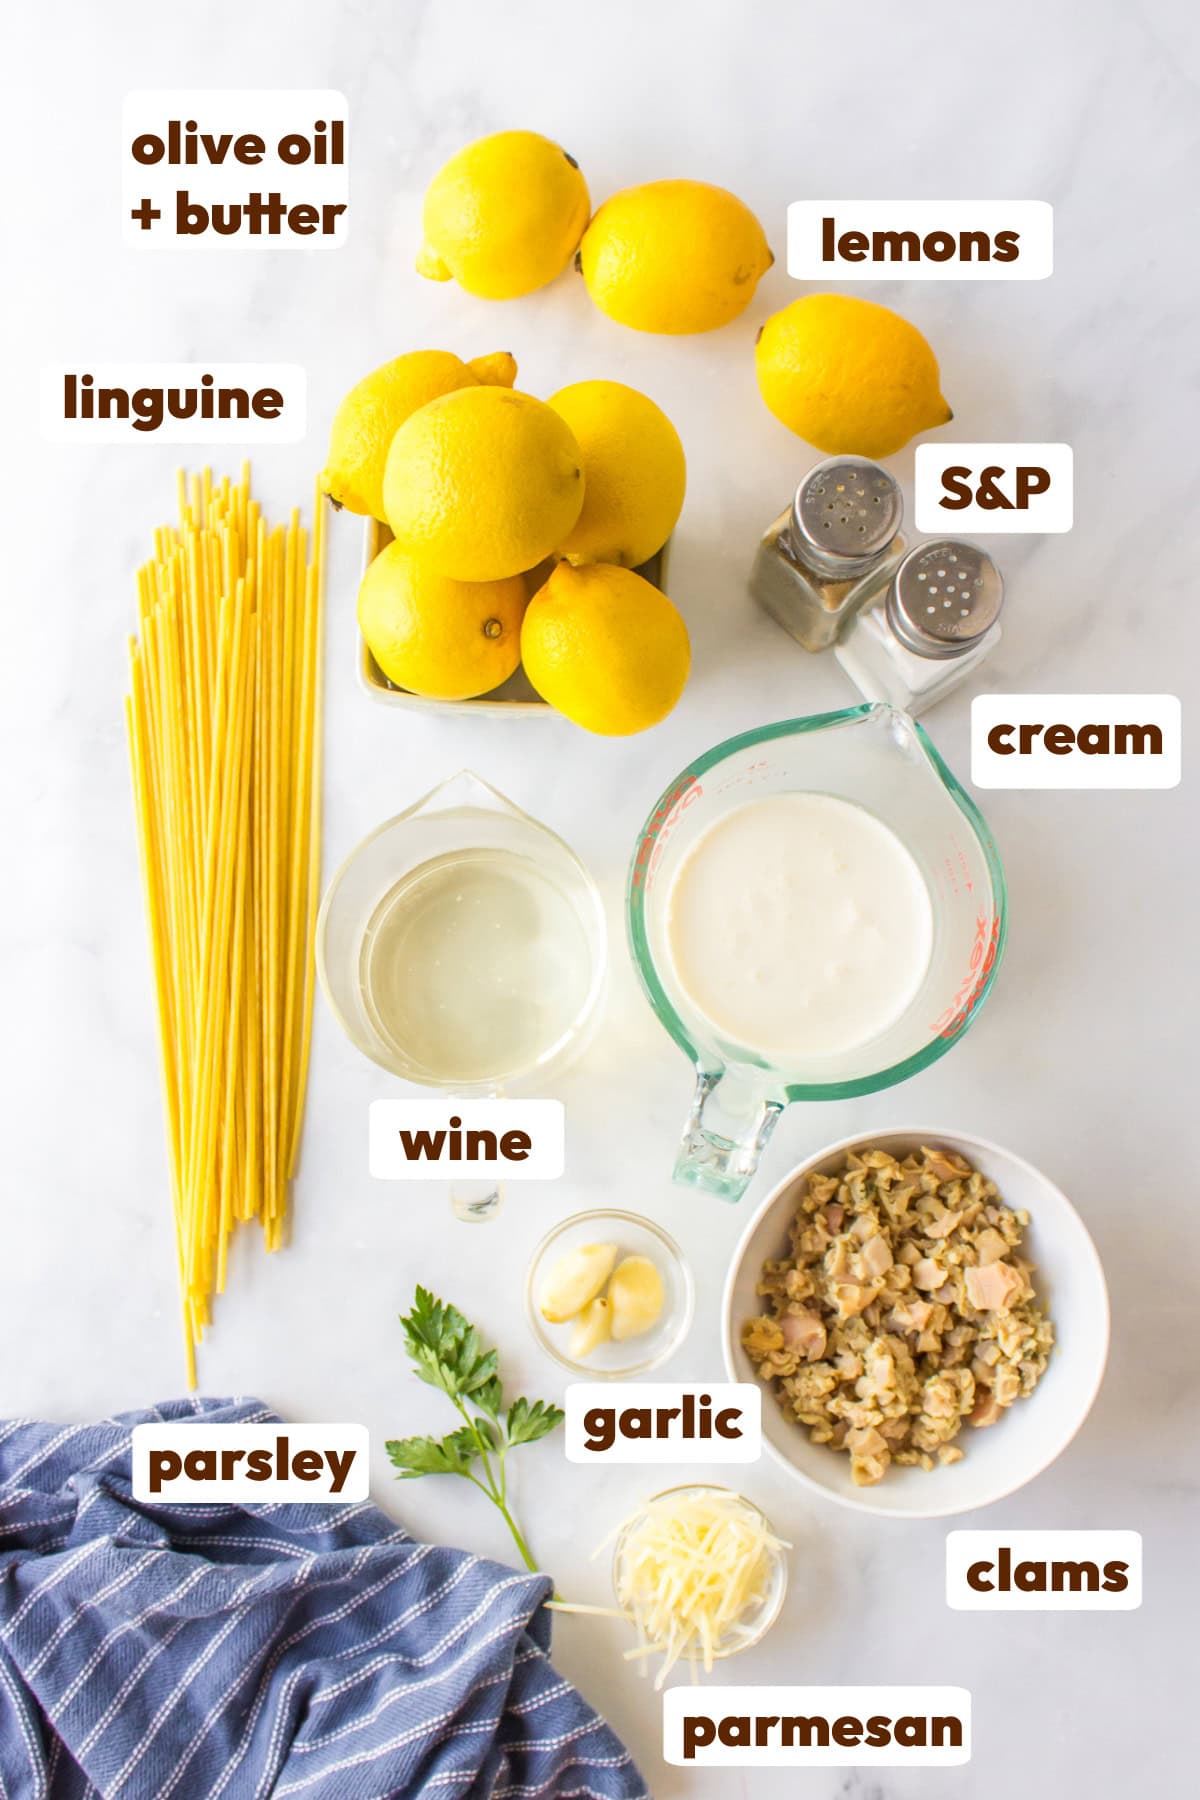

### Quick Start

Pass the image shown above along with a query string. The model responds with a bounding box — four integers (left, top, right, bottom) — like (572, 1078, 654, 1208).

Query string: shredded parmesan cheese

(609, 1486, 787, 1688)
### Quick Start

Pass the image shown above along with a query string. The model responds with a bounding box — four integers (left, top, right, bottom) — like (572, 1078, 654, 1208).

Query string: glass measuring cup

(317, 771, 607, 1216)
(627, 704, 1007, 1201)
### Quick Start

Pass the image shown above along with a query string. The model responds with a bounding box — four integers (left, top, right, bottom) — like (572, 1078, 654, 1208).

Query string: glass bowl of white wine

(316, 771, 608, 1216)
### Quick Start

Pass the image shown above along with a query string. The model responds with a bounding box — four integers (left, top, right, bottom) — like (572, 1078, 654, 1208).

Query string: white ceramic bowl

(722, 1129, 1109, 1519)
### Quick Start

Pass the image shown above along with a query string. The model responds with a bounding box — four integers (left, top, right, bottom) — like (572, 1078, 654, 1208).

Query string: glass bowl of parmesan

(609, 1483, 788, 1685)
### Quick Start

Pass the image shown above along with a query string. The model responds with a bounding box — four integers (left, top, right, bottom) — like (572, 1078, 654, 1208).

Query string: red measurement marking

(930, 912, 1000, 1039)
(630, 775, 700, 890)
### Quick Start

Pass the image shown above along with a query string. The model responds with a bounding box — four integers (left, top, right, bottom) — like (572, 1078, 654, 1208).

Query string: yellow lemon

(756, 293, 952, 457)
(521, 554, 559, 598)
(383, 386, 585, 582)
(321, 349, 516, 520)
(547, 380, 686, 568)
(521, 562, 690, 735)
(417, 130, 590, 299)
(357, 540, 526, 700)
(579, 179, 773, 335)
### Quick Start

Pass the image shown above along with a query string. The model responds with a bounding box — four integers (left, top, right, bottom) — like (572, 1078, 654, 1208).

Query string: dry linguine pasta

(126, 466, 324, 1384)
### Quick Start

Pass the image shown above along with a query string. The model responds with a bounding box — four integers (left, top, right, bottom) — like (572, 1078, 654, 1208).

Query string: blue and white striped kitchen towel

(0, 1397, 649, 1800)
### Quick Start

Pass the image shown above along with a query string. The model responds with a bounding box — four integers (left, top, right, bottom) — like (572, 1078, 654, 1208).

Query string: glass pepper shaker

(750, 456, 906, 652)
(834, 538, 1004, 715)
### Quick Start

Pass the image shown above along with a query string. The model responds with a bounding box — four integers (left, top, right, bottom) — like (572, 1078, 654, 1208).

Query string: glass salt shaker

(750, 456, 907, 652)
(834, 539, 1004, 716)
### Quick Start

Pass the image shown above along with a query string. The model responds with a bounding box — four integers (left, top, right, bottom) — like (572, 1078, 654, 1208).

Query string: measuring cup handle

(673, 1071, 783, 1202)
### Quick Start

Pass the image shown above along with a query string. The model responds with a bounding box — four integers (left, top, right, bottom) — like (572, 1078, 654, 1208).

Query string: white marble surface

(4, 1, 1198, 1793)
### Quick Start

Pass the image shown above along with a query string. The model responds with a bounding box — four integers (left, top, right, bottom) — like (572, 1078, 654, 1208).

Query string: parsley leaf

(400, 1287, 500, 1406)
(393, 1289, 564, 1574)
(385, 1428, 478, 1479)
(506, 1397, 566, 1448)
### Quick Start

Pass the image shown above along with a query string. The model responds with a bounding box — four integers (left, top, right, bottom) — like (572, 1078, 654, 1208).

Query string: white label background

(122, 90, 348, 248)
(40, 363, 306, 444)
(369, 1098, 565, 1179)
(946, 1530, 1142, 1610)
(131, 1424, 369, 1503)
(915, 443, 1073, 533)
(787, 201, 1052, 279)
(564, 1383, 761, 1463)
(663, 1686, 971, 1767)
(971, 694, 1181, 789)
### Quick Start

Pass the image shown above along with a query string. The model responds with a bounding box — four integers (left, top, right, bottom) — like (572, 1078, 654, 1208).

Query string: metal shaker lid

(886, 539, 1004, 659)
(790, 456, 903, 579)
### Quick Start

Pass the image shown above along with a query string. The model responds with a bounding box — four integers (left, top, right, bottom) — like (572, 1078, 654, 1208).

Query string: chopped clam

(969, 1389, 1004, 1428)
(975, 1227, 1010, 1265)
(913, 1257, 947, 1291)
(780, 1310, 826, 1360)
(965, 1261, 1024, 1312)
(858, 1235, 893, 1279)
(741, 1145, 1055, 1486)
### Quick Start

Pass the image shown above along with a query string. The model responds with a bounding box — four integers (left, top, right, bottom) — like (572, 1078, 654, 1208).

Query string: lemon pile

(323, 131, 959, 738)
(579, 179, 773, 335)
(418, 130, 591, 300)
(417, 131, 773, 335)
(548, 380, 686, 568)
(411, 129, 950, 450)
(322, 349, 517, 520)
(755, 294, 952, 457)
(383, 386, 585, 581)
(325, 356, 689, 733)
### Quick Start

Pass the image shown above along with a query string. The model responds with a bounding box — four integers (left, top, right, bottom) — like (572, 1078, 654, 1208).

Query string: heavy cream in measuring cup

(664, 793, 933, 1061)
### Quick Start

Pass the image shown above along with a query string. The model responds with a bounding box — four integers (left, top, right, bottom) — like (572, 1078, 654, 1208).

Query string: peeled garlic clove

(539, 1243, 618, 1323)
(608, 1254, 665, 1341)
(569, 1295, 613, 1359)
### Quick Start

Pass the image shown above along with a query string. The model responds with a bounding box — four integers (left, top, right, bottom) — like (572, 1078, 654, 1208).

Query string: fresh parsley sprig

(386, 1287, 564, 1573)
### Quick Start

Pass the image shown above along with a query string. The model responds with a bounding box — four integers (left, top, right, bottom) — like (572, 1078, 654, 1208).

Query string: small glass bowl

(611, 1484, 789, 1667)
(524, 1209, 694, 1378)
